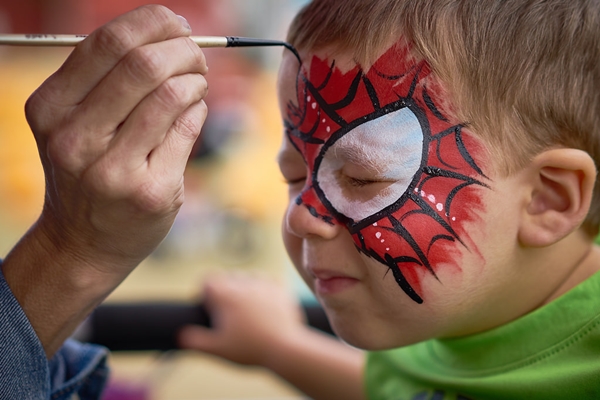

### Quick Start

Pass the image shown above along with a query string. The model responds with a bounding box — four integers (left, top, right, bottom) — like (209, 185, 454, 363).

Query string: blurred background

(0, 0, 314, 398)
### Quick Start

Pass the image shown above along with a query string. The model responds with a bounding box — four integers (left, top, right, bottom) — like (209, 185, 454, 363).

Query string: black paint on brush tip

(226, 36, 301, 63)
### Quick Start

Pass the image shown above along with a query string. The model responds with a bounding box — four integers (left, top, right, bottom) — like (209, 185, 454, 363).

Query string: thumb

(178, 324, 220, 353)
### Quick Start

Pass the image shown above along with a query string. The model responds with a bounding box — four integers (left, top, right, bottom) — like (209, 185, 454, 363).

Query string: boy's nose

(284, 201, 343, 240)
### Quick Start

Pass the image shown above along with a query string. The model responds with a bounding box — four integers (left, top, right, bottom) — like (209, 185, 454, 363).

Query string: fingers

(79, 100, 208, 218)
(83, 98, 207, 213)
(177, 276, 305, 366)
(108, 73, 208, 171)
(39, 5, 194, 107)
(78, 36, 207, 136)
(19, 5, 213, 288)
(147, 100, 208, 178)
(31, 11, 208, 175)
(178, 325, 219, 353)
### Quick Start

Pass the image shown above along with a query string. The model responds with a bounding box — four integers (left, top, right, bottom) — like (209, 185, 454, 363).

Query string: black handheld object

(85, 302, 333, 351)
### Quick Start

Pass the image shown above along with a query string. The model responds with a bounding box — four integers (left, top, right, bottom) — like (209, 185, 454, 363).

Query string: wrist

(262, 326, 317, 371)
(2, 217, 131, 356)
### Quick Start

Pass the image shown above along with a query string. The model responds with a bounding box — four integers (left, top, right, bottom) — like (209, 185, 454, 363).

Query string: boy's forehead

(278, 47, 375, 101)
(277, 42, 439, 113)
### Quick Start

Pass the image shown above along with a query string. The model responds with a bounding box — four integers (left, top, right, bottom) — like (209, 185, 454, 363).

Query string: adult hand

(3, 4, 209, 355)
(28, 4, 208, 275)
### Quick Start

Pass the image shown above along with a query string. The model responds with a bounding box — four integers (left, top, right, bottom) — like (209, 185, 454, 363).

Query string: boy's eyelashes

(282, 174, 388, 188)
(345, 176, 379, 187)
(280, 169, 392, 186)
(334, 169, 389, 188)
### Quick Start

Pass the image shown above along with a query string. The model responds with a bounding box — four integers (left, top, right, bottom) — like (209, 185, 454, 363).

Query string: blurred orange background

(0, 0, 311, 398)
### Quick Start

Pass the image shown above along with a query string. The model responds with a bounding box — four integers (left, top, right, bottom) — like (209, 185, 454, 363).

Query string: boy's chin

(327, 313, 429, 351)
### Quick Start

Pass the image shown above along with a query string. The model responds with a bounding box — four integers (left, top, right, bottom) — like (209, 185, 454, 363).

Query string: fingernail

(177, 15, 191, 30)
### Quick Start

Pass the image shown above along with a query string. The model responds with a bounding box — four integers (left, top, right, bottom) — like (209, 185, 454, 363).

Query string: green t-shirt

(365, 271, 600, 399)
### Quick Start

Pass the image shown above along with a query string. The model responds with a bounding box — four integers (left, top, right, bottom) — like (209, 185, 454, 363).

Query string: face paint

(284, 41, 489, 304)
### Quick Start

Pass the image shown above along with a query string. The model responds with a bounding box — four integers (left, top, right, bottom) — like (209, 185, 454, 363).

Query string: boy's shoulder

(365, 269, 600, 400)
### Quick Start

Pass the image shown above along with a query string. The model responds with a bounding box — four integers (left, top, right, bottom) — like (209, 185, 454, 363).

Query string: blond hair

(288, 0, 600, 236)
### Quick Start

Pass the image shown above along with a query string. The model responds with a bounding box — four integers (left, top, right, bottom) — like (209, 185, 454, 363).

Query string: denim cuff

(0, 261, 109, 399)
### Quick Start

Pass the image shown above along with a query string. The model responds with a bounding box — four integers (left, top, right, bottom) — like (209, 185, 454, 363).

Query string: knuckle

(125, 46, 166, 85)
(156, 77, 190, 108)
(135, 180, 183, 215)
(197, 75, 209, 98)
(173, 111, 203, 141)
(84, 162, 122, 195)
(139, 4, 176, 27)
(46, 128, 84, 171)
(174, 99, 208, 140)
(182, 38, 208, 70)
(93, 22, 136, 58)
(24, 91, 44, 130)
(198, 99, 208, 116)
(154, 74, 207, 112)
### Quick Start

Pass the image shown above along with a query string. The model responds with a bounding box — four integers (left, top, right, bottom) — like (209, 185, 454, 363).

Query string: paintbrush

(0, 34, 301, 61)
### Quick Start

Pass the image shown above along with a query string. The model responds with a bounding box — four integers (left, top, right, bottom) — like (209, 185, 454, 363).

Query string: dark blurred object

(85, 302, 334, 351)
(189, 108, 239, 160)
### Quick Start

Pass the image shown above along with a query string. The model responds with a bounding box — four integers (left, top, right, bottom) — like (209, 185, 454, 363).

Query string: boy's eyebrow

(331, 145, 366, 163)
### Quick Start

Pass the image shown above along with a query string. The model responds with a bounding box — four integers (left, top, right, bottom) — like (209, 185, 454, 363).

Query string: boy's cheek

(321, 261, 446, 349)
(282, 43, 494, 305)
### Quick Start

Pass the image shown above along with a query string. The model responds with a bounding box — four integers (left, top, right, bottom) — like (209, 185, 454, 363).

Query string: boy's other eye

(278, 140, 307, 189)
(284, 176, 306, 186)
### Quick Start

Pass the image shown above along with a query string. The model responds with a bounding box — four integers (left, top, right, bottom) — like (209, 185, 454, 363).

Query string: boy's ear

(519, 148, 597, 247)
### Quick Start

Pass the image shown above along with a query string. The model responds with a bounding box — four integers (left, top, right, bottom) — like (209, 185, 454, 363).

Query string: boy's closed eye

(278, 146, 307, 188)
(335, 168, 396, 201)
(345, 176, 378, 188)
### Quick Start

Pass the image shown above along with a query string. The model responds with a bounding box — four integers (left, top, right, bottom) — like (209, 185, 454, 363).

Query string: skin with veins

(284, 41, 490, 303)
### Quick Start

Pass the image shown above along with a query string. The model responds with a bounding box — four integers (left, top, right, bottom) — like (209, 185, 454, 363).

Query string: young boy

(179, 0, 600, 398)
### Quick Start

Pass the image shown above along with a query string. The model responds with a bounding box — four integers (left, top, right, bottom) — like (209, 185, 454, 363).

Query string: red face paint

(284, 42, 489, 303)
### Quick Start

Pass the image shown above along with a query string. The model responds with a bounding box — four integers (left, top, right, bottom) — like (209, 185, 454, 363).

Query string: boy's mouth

(310, 268, 360, 295)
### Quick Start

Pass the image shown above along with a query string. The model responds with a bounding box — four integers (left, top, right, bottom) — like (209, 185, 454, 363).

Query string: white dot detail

(373, 222, 378, 226)
(375, 232, 382, 239)
(436, 203, 443, 211)
(452, 216, 456, 221)
(307, 95, 311, 101)
(326, 126, 331, 133)
(312, 102, 317, 109)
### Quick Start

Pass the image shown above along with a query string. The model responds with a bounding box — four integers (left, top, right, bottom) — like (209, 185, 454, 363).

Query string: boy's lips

(309, 268, 360, 295)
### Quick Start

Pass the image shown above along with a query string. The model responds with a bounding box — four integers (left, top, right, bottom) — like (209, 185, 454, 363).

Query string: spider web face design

(284, 42, 490, 304)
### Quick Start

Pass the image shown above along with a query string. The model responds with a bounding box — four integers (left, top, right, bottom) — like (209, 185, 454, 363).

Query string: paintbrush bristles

(0, 34, 229, 47)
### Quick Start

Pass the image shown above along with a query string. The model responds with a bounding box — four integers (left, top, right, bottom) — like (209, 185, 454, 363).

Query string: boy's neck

(537, 229, 600, 306)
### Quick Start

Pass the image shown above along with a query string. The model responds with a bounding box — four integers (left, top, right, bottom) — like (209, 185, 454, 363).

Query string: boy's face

(277, 41, 526, 349)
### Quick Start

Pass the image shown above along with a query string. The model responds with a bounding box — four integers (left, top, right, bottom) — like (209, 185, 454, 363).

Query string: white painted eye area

(316, 107, 424, 221)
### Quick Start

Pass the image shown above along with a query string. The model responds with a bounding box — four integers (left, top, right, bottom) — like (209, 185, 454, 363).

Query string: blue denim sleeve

(0, 261, 110, 400)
